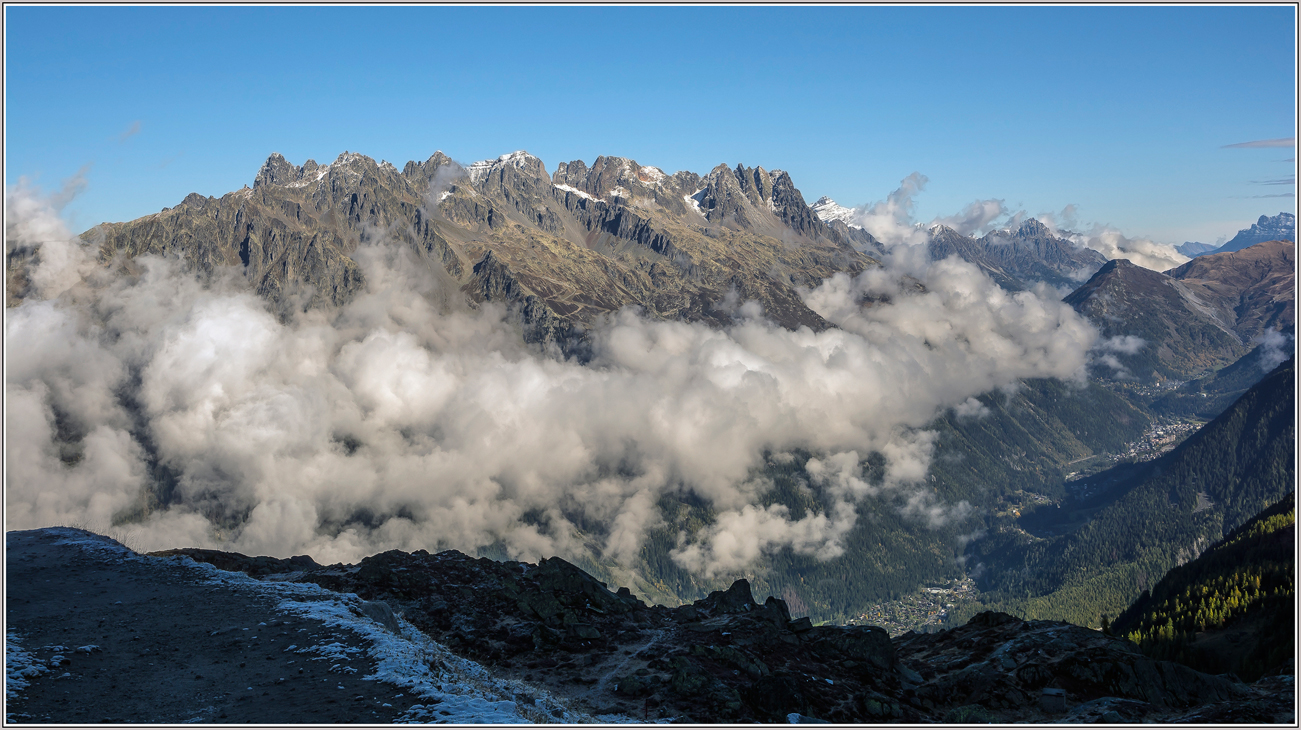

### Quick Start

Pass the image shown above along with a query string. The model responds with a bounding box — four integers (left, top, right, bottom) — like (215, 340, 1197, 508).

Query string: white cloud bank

(5, 182, 1099, 578)
(844, 175, 1190, 272)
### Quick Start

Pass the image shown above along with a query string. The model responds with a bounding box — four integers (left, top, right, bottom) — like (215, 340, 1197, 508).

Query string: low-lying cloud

(848, 173, 1009, 246)
(6, 182, 1100, 580)
(1254, 329, 1294, 373)
(843, 176, 1191, 272)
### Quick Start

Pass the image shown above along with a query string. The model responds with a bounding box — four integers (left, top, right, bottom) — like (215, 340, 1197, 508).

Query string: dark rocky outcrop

(149, 547, 320, 577)
(159, 547, 1294, 724)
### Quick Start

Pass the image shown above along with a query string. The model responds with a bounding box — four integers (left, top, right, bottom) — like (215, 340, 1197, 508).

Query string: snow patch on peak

(638, 165, 665, 185)
(467, 151, 540, 183)
(685, 188, 707, 216)
(286, 164, 331, 188)
(810, 197, 861, 229)
(334, 151, 368, 166)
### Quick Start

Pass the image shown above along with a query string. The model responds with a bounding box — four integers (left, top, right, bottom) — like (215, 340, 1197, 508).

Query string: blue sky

(5, 5, 1296, 245)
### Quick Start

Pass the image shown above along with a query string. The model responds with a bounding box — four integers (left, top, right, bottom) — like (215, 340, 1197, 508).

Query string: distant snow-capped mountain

(810, 196, 861, 229)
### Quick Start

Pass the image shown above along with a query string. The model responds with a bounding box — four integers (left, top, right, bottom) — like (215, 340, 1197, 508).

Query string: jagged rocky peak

(769, 170, 828, 238)
(669, 168, 703, 193)
(696, 162, 755, 224)
(253, 152, 333, 189)
(252, 150, 398, 192)
(466, 150, 547, 185)
(329, 150, 384, 175)
(254, 152, 298, 188)
(551, 158, 588, 188)
(1254, 211, 1295, 234)
(1016, 217, 1052, 237)
(179, 191, 213, 210)
(734, 164, 775, 208)
(552, 155, 662, 200)
(927, 223, 973, 243)
(401, 151, 462, 188)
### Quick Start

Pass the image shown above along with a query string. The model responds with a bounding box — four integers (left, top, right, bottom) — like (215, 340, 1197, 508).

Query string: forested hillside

(1112, 492, 1294, 682)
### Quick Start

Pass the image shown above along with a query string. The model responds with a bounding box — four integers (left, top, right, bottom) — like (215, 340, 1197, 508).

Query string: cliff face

(46, 150, 878, 352)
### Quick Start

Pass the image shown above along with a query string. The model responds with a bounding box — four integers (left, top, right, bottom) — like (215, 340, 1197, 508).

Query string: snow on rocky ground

(685, 189, 706, 216)
(467, 151, 539, 184)
(8, 528, 633, 724)
(5, 630, 50, 699)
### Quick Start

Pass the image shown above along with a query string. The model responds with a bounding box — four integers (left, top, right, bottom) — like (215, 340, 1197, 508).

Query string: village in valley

(849, 577, 980, 636)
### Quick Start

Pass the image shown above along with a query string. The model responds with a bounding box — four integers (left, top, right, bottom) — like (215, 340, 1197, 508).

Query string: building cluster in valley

(1112, 420, 1198, 461)
(850, 577, 979, 636)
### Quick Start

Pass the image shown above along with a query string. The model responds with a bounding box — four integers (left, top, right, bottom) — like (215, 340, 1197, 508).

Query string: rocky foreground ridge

(154, 545, 1295, 723)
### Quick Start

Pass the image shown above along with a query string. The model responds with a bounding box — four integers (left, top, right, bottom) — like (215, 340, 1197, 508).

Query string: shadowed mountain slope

(1064, 259, 1248, 380)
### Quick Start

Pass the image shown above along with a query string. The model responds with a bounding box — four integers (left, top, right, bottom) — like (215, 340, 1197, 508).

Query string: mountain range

(1216, 212, 1296, 254)
(39, 151, 879, 352)
(7, 149, 1293, 587)
(5, 148, 1296, 722)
